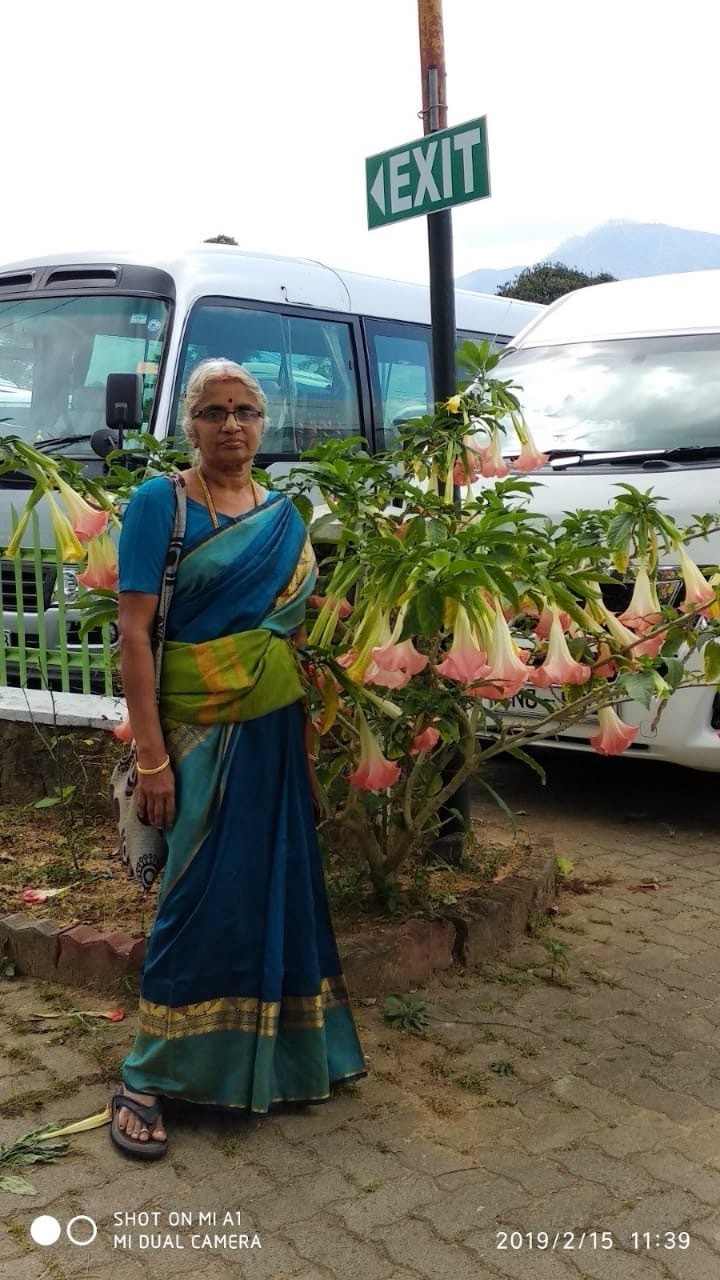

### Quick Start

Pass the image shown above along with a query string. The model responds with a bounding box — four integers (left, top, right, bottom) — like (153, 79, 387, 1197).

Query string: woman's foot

(115, 1086, 167, 1144)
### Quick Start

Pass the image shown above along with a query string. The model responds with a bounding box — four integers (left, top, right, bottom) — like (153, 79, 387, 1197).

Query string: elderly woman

(110, 357, 366, 1158)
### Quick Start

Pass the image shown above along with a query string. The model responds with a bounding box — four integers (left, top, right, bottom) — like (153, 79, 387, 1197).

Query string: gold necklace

(196, 468, 257, 528)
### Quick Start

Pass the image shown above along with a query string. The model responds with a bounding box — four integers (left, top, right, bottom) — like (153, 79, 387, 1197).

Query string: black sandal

(110, 1086, 168, 1160)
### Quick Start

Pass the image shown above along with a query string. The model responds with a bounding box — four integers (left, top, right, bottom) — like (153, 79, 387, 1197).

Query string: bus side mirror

(106, 372, 143, 434)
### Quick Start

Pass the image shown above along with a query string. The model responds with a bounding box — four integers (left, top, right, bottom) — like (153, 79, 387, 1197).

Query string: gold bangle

(136, 755, 170, 776)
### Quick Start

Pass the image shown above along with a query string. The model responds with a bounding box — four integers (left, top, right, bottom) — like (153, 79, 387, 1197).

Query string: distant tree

(204, 234, 239, 245)
(497, 260, 616, 305)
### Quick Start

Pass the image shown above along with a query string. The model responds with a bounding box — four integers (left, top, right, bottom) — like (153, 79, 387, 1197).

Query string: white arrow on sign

(369, 165, 386, 215)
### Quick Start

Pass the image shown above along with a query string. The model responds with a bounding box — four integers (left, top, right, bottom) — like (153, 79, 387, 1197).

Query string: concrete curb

(0, 838, 556, 996)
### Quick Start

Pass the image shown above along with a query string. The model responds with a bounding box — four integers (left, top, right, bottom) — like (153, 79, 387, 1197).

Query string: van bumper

(502, 683, 720, 773)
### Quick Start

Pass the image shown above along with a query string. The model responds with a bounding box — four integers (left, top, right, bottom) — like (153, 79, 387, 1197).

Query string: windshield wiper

(33, 434, 95, 453)
(549, 444, 720, 470)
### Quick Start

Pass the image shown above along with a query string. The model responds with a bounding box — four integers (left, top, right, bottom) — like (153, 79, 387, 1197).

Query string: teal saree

(120, 490, 367, 1111)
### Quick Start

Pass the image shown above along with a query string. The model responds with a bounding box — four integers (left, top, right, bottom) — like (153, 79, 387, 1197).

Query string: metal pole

(418, 0, 471, 857)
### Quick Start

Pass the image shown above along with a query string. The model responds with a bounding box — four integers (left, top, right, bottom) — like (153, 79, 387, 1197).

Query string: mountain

(457, 220, 720, 293)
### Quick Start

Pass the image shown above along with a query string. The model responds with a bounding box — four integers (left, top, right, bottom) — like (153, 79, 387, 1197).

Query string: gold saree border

(274, 534, 317, 608)
(137, 974, 352, 1040)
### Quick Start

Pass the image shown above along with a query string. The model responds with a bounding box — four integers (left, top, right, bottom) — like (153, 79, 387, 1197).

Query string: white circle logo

(66, 1215, 98, 1246)
(30, 1216, 62, 1246)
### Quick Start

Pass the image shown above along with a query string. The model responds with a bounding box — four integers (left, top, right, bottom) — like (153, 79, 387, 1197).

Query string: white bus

(0, 245, 540, 458)
(0, 245, 542, 693)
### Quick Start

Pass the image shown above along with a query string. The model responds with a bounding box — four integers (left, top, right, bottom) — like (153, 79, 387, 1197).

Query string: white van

(494, 268, 720, 771)
(0, 245, 542, 694)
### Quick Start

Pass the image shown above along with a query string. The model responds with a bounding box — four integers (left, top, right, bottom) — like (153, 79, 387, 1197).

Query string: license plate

(507, 688, 545, 715)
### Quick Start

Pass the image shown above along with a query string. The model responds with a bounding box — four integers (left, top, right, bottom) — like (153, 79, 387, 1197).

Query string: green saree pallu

(119, 484, 367, 1111)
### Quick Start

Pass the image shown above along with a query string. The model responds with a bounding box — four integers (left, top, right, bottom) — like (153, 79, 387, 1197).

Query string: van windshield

(498, 334, 720, 454)
(0, 294, 169, 452)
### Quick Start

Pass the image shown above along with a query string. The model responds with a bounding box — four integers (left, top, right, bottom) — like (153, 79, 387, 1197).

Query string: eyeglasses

(192, 405, 263, 427)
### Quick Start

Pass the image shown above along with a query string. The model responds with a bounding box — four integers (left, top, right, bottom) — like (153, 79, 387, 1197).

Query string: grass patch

(517, 1042, 539, 1058)
(580, 966, 620, 988)
(4, 1045, 43, 1070)
(424, 1054, 454, 1080)
(454, 1072, 489, 1096)
(1, 1075, 81, 1118)
(214, 1136, 244, 1158)
(479, 964, 534, 988)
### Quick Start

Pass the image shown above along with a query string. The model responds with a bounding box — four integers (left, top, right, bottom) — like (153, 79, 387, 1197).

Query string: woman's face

(191, 378, 264, 468)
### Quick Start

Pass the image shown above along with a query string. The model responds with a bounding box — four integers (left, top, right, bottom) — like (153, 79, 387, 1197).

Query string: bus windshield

(0, 294, 170, 452)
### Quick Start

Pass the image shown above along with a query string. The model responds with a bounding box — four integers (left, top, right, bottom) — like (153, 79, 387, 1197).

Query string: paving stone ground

(1, 750, 720, 1280)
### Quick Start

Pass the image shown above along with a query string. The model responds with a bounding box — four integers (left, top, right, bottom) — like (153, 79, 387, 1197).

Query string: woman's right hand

(136, 766, 176, 830)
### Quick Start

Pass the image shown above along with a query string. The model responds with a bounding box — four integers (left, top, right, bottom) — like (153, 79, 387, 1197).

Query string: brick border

(0, 840, 556, 995)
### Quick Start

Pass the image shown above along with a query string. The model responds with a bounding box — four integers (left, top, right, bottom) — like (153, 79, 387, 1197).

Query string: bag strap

(151, 472, 187, 700)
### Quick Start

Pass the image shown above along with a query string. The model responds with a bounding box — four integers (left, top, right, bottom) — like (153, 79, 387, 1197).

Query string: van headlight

(53, 566, 80, 605)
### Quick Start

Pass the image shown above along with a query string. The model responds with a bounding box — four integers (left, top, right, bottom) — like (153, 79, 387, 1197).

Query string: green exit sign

(366, 116, 490, 229)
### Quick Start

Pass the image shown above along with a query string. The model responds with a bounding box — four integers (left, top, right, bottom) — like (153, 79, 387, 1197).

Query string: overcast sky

(3, 0, 719, 284)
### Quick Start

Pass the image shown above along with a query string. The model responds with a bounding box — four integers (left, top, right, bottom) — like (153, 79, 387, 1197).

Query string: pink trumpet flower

(534, 604, 572, 641)
(348, 712, 401, 792)
(363, 660, 410, 689)
(56, 477, 108, 542)
(78, 533, 119, 590)
(468, 605, 530, 700)
(113, 717, 134, 743)
(634, 630, 666, 659)
(478, 433, 510, 479)
(512, 432, 549, 473)
(530, 607, 591, 687)
(677, 546, 716, 614)
(453, 442, 483, 485)
(410, 725, 441, 755)
(593, 643, 617, 679)
(435, 605, 490, 684)
(590, 706, 639, 756)
(617, 565, 662, 632)
(372, 637, 427, 676)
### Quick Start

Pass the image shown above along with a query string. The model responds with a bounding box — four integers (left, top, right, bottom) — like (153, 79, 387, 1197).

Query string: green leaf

(0, 1173, 37, 1195)
(415, 586, 444, 637)
(703, 639, 720, 683)
(662, 656, 685, 693)
(292, 494, 314, 527)
(622, 671, 658, 710)
(33, 797, 60, 809)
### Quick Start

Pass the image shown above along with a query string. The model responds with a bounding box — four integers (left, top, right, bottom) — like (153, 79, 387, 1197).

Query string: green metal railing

(0, 510, 116, 696)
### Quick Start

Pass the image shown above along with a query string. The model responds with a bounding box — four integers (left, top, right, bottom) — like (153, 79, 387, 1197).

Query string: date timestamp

(496, 1230, 691, 1252)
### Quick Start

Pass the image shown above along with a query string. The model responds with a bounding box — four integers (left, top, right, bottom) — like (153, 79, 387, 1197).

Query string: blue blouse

(119, 475, 269, 595)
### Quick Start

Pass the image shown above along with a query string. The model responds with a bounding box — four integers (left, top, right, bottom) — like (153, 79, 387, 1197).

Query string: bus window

(366, 319, 512, 448)
(365, 320, 432, 449)
(175, 301, 362, 455)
